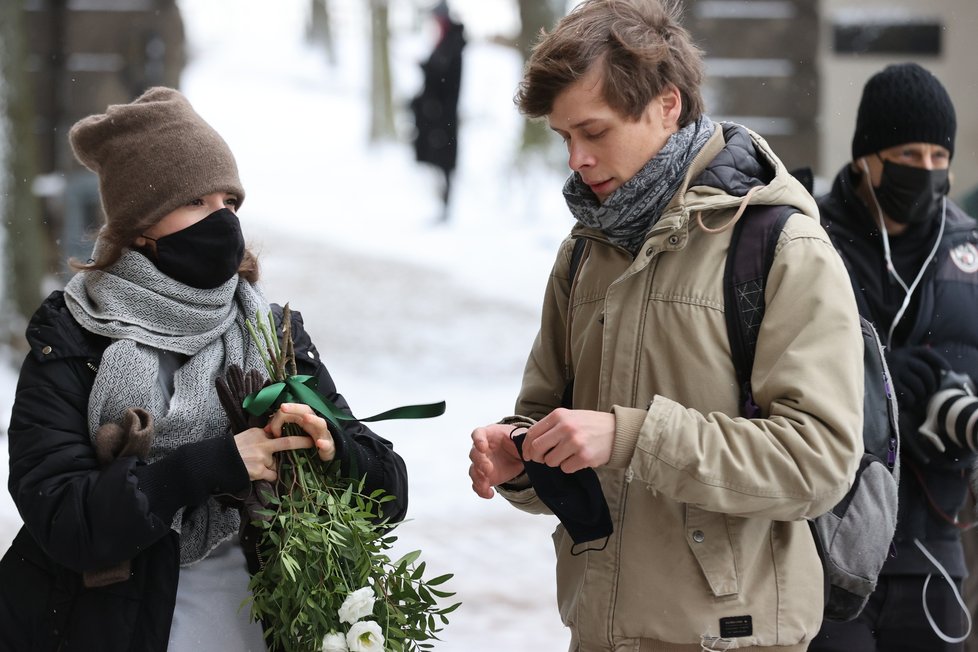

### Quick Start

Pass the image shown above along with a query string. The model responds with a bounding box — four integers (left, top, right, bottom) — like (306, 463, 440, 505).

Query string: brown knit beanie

(69, 86, 245, 231)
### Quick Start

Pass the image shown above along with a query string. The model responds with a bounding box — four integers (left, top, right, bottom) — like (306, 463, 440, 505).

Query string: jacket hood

(681, 122, 818, 221)
(569, 122, 818, 242)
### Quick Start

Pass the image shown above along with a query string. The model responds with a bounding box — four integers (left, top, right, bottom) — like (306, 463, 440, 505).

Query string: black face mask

(874, 159, 949, 226)
(511, 432, 613, 553)
(143, 208, 245, 289)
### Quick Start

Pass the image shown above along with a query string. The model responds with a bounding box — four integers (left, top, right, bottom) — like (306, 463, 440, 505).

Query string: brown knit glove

(214, 365, 277, 527)
(93, 407, 154, 465)
(83, 408, 155, 588)
(215, 364, 269, 433)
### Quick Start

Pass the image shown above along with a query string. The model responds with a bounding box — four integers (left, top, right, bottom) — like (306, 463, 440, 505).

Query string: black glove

(886, 346, 948, 414)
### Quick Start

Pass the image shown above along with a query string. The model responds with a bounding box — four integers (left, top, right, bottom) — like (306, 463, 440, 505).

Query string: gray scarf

(564, 116, 715, 254)
(64, 247, 270, 566)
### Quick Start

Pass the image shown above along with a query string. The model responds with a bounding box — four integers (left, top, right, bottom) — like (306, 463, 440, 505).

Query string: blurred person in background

(467, 0, 864, 650)
(0, 87, 408, 651)
(811, 63, 978, 652)
(410, 0, 465, 223)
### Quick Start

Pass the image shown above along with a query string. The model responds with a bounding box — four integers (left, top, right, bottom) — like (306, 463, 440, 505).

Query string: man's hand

(469, 423, 524, 499)
(522, 408, 615, 474)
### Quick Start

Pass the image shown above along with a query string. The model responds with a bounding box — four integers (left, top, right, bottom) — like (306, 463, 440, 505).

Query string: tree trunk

(307, 0, 336, 65)
(516, 0, 562, 153)
(368, 0, 395, 143)
(0, 1, 46, 336)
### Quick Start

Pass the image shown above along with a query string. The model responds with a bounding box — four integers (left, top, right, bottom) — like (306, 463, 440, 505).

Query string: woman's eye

(187, 198, 204, 207)
(225, 197, 240, 207)
(585, 130, 607, 140)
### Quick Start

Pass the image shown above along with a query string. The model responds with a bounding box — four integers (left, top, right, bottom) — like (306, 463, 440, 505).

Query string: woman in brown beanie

(0, 87, 408, 651)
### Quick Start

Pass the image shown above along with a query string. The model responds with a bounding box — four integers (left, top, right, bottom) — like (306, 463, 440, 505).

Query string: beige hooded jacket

(499, 124, 863, 651)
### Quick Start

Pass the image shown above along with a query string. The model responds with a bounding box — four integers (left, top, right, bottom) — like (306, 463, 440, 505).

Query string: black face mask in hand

(511, 432, 613, 553)
(143, 208, 245, 289)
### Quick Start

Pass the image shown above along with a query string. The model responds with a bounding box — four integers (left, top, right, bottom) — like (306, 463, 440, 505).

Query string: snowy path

(253, 224, 569, 651)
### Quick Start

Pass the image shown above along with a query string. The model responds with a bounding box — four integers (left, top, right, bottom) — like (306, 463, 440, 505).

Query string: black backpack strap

(562, 238, 589, 408)
(820, 220, 877, 321)
(723, 204, 795, 418)
(568, 237, 588, 285)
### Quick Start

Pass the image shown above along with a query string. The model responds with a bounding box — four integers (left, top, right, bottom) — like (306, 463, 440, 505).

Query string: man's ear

(659, 84, 682, 128)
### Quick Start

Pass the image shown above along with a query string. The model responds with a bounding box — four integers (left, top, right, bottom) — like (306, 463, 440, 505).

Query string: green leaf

(427, 573, 453, 586)
(394, 550, 422, 568)
(411, 561, 427, 580)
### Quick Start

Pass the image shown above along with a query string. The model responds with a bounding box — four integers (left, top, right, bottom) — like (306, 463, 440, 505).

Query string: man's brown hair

(515, 0, 704, 126)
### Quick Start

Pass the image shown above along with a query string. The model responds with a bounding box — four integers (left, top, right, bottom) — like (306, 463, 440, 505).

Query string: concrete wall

(683, 0, 820, 174)
(818, 0, 978, 201)
(24, 0, 186, 175)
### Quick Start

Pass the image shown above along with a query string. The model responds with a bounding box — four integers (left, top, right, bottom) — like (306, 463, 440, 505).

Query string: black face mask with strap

(875, 158, 949, 226)
(142, 208, 245, 289)
(511, 432, 613, 553)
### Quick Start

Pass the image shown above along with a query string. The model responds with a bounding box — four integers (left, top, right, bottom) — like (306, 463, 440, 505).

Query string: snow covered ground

(0, 1, 578, 650)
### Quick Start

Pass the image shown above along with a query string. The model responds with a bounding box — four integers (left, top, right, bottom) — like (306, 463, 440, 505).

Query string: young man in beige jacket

(467, 1, 864, 650)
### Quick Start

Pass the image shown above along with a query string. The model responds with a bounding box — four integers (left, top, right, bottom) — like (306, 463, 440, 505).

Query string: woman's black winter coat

(0, 291, 409, 651)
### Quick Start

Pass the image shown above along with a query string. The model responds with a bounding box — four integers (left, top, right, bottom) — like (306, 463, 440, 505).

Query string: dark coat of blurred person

(410, 0, 465, 222)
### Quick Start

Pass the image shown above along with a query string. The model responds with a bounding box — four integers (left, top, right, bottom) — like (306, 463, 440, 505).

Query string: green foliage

(248, 462, 458, 651)
(245, 308, 459, 651)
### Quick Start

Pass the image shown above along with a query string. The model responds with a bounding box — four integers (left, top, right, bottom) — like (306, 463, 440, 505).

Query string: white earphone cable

(860, 159, 946, 348)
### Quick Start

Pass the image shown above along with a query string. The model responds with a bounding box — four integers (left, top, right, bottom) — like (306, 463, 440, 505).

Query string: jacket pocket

(685, 505, 739, 597)
(552, 523, 584, 627)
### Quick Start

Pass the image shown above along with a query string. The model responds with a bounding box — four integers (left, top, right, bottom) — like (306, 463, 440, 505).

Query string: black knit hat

(851, 63, 956, 160)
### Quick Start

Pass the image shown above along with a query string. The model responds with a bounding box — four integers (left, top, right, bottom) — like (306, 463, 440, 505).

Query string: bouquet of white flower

(232, 307, 457, 652)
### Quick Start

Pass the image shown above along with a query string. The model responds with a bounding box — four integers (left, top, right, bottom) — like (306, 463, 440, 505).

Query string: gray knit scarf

(64, 246, 270, 566)
(564, 116, 715, 254)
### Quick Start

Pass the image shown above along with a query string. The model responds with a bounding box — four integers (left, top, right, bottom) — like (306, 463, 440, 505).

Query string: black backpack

(726, 204, 901, 622)
(567, 204, 900, 622)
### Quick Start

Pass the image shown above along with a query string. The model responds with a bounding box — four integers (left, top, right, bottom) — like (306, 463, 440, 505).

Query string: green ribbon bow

(242, 375, 445, 430)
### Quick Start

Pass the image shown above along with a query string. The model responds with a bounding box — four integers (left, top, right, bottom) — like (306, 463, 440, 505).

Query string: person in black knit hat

(811, 63, 978, 652)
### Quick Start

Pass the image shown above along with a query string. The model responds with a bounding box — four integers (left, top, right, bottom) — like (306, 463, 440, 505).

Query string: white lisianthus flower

(322, 632, 349, 652)
(338, 586, 377, 624)
(346, 620, 385, 652)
